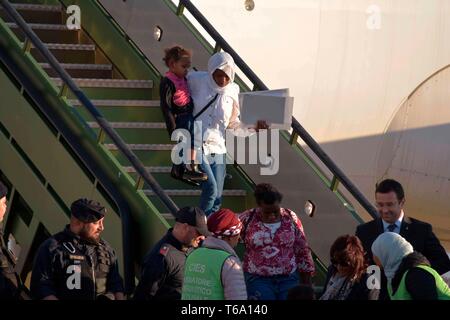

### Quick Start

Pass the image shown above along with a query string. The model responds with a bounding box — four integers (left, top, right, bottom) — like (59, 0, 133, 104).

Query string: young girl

(160, 46, 207, 182)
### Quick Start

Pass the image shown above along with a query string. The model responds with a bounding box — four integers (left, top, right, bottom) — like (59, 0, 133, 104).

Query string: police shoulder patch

(159, 245, 169, 256)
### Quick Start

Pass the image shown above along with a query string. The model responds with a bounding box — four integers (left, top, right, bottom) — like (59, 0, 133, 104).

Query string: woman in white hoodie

(187, 52, 267, 216)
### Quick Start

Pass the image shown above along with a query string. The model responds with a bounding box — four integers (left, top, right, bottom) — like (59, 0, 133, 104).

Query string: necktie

(387, 224, 397, 232)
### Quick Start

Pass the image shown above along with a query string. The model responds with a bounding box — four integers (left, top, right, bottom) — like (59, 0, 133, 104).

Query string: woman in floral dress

(239, 183, 315, 300)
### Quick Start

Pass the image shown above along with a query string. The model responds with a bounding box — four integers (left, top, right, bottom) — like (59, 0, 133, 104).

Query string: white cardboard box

(239, 88, 294, 130)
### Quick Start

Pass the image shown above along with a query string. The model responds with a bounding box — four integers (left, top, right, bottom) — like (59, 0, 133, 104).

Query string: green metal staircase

(1, 1, 255, 215)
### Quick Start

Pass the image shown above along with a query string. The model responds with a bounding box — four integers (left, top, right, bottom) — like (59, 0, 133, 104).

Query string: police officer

(133, 206, 210, 300)
(0, 181, 23, 300)
(30, 198, 125, 300)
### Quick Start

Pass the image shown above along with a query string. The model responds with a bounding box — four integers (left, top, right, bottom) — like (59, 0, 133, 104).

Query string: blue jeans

(199, 153, 226, 216)
(244, 272, 300, 300)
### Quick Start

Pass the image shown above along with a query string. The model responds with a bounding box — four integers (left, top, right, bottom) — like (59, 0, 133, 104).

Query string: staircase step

(68, 88, 153, 101)
(124, 165, 242, 191)
(143, 189, 247, 196)
(31, 44, 95, 64)
(10, 3, 62, 12)
(51, 78, 153, 88)
(44, 43, 95, 51)
(105, 144, 173, 151)
(125, 165, 237, 176)
(123, 166, 172, 173)
(1, 4, 62, 24)
(40, 63, 112, 79)
(7, 22, 79, 44)
(69, 100, 163, 123)
(40, 63, 110, 70)
(149, 196, 248, 214)
(6, 22, 71, 31)
(90, 124, 170, 144)
(68, 99, 159, 107)
(88, 122, 165, 129)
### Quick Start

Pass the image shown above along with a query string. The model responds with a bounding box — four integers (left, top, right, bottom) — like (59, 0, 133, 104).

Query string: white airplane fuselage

(194, 0, 450, 249)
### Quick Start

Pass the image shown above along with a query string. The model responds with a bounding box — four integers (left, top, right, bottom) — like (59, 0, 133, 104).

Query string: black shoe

(171, 163, 184, 179)
(171, 164, 200, 186)
(183, 165, 208, 181)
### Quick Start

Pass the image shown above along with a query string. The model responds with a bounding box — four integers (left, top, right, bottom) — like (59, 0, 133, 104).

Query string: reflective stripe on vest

(182, 247, 231, 300)
(389, 265, 450, 300)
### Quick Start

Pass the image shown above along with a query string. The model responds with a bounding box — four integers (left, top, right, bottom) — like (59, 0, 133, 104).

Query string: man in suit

(356, 179, 450, 298)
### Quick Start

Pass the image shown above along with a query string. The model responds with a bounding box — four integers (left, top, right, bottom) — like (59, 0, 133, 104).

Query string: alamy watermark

(170, 121, 280, 175)
(66, 5, 81, 30)
(366, 265, 381, 290)
(66, 264, 81, 290)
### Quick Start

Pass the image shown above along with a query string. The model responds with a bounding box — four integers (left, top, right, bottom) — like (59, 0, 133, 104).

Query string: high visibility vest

(388, 265, 450, 300)
(182, 247, 231, 300)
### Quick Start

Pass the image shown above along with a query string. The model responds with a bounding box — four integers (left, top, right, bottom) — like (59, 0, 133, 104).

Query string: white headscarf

(187, 52, 240, 107)
(371, 232, 414, 280)
(207, 52, 239, 100)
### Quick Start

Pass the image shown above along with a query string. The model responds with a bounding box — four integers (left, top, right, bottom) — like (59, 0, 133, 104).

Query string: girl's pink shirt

(165, 71, 191, 107)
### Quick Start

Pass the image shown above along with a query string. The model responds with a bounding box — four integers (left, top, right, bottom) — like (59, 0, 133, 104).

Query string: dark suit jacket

(356, 216, 450, 275)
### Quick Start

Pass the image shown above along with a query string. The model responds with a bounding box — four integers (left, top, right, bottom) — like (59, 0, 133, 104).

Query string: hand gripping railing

(176, 0, 379, 219)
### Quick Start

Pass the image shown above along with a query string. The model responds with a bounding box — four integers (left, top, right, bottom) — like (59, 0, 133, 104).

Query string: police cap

(175, 206, 211, 236)
(70, 198, 106, 223)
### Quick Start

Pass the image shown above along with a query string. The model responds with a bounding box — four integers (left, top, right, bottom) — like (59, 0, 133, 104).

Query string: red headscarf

(207, 208, 242, 239)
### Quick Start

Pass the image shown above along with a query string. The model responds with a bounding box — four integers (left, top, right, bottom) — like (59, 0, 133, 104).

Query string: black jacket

(133, 229, 187, 300)
(321, 265, 380, 300)
(391, 251, 438, 300)
(159, 76, 194, 136)
(30, 226, 124, 300)
(356, 216, 450, 275)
